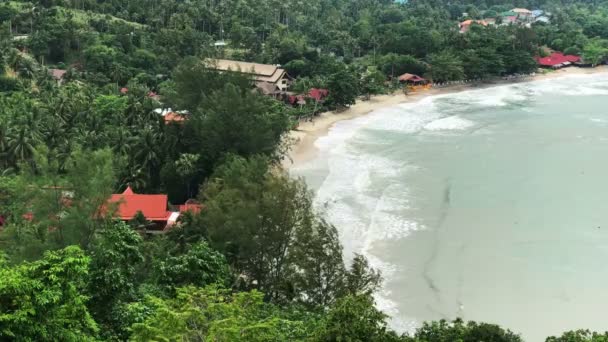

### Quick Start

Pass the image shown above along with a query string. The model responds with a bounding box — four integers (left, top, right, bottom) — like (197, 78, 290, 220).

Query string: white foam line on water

(297, 72, 608, 334)
(424, 115, 476, 131)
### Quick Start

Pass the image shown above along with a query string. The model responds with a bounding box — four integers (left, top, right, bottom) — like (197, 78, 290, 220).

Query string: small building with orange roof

(459, 19, 489, 33)
(163, 112, 188, 124)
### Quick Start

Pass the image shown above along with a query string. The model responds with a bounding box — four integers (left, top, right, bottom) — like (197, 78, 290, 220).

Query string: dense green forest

(1, 0, 608, 340)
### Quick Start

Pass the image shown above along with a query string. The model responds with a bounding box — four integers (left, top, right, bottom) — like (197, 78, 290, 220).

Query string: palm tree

(41, 118, 68, 151)
(6, 126, 40, 166)
(5, 48, 21, 71)
(53, 141, 74, 172)
(117, 165, 147, 191)
(134, 127, 161, 181)
(16, 55, 38, 80)
(0, 120, 8, 169)
(175, 153, 200, 198)
(109, 127, 135, 157)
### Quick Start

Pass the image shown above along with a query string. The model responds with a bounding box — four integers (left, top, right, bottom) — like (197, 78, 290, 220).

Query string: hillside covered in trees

(2, 0, 608, 340)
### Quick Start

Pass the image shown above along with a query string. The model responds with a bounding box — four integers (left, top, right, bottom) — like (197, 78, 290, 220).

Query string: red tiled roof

(288, 94, 306, 105)
(398, 73, 426, 82)
(178, 202, 203, 214)
(535, 52, 580, 66)
(308, 88, 329, 102)
(164, 112, 187, 124)
(107, 186, 171, 221)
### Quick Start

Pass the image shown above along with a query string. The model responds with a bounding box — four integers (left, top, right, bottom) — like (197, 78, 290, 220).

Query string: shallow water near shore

(291, 73, 608, 341)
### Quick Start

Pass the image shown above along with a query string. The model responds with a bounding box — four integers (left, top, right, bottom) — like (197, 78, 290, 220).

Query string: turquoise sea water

(291, 74, 608, 341)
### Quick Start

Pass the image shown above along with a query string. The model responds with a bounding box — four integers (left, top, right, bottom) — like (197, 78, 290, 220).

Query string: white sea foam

(293, 72, 608, 335)
(307, 83, 532, 332)
(310, 105, 430, 333)
(528, 73, 608, 96)
(424, 116, 475, 131)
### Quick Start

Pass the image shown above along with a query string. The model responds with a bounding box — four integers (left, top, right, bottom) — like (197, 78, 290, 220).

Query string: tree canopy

(1, 0, 608, 340)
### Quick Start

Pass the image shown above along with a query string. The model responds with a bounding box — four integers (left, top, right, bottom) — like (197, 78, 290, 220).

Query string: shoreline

(283, 66, 608, 168)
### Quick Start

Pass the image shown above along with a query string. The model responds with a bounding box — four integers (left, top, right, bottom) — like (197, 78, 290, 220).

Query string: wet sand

(283, 66, 608, 168)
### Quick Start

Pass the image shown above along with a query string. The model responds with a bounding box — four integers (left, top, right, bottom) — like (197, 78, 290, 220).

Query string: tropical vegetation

(2, 0, 608, 340)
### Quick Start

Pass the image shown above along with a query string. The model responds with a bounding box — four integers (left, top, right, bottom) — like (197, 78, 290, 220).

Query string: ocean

(290, 73, 608, 341)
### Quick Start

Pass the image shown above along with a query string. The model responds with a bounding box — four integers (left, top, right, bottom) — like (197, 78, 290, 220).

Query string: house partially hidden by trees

(154, 108, 190, 124)
(204, 59, 291, 96)
(398, 73, 430, 91)
(532, 10, 550, 23)
(48, 68, 67, 83)
(459, 19, 489, 33)
(512, 8, 533, 22)
(497, 8, 534, 25)
(535, 52, 581, 69)
(106, 186, 201, 233)
(287, 88, 329, 107)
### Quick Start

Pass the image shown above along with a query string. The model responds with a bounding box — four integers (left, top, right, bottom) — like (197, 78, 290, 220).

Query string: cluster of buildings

(459, 8, 550, 33)
(204, 59, 329, 106)
(154, 58, 330, 124)
(0, 186, 202, 234)
(456, 9, 591, 70)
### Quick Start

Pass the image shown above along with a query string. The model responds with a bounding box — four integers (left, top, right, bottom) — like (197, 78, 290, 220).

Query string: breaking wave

(424, 116, 476, 131)
(292, 72, 608, 334)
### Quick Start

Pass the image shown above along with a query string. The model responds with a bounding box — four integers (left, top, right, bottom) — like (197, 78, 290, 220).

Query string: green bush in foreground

(547, 330, 608, 342)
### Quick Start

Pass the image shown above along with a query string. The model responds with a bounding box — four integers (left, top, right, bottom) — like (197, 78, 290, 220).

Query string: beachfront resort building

(205, 59, 291, 96)
(535, 52, 581, 69)
(398, 73, 430, 91)
(287, 88, 329, 107)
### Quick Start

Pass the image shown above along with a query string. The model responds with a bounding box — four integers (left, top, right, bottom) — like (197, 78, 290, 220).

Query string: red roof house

(308, 88, 329, 102)
(105, 187, 203, 232)
(164, 112, 188, 124)
(107, 186, 172, 222)
(288, 94, 306, 105)
(535, 52, 580, 68)
(288, 88, 329, 106)
(398, 73, 427, 84)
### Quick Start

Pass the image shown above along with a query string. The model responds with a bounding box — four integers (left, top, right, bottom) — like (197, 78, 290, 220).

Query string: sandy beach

(283, 66, 608, 168)
(290, 70, 608, 340)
